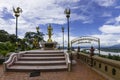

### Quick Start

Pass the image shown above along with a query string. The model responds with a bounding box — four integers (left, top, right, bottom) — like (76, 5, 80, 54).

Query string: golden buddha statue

(47, 24, 53, 42)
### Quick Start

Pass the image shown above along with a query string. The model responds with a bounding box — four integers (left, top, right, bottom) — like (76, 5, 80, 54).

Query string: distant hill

(100, 44, 120, 53)
(109, 44, 120, 49)
(63, 44, 120, 49)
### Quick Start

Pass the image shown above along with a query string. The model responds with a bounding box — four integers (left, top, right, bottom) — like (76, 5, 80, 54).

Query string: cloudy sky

(0, 0, 120, 47)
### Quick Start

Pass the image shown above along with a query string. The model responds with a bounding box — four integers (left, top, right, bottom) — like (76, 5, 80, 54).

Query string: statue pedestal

(41, 42, 57, 50)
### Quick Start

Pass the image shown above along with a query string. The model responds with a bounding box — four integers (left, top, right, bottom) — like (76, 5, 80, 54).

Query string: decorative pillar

(13, 7, 22, 52)
(90, 46, 95, 67)
(64, 8, 71, 52)
(77, 46, 80, 59)
(62, 27, 64, 50)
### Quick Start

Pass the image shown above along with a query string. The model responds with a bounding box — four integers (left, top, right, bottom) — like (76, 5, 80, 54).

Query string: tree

(9, 34, 16, 43)
(24, 31, 44, 45)
(0, 30, 16, 43)
(0, 30, 9, 42)
(0, 41, 16, 58)
(35, 32, 44, 42)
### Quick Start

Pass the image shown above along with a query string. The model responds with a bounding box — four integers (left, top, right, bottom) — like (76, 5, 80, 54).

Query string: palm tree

(24, 31, 44, 49)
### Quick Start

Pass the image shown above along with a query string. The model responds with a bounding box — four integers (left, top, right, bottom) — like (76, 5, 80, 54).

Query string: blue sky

(0, 0, 120, 47)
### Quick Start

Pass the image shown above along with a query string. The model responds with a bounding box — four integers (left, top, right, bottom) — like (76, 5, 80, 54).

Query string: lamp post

(98, 38, 100, 56)
(62, 27, 64, 50)
(13, 7, 22, 51)
(36, 26, 40, 48)
(36, 26, 40, 40)
(64, 8, 71, 52)
(36, 26, 39, 33)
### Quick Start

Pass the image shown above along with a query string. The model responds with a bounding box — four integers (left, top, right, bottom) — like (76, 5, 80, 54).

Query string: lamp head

(36, 26, 39, 32)
(17, 7, 22, 13)
(64, 8, 70, 18)
(13, 7, 22, 17)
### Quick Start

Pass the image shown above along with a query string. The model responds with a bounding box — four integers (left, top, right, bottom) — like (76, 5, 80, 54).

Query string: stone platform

(41, 42, 57, 50)
(4, 50, 68, 72)
(0, 55, 107, 80)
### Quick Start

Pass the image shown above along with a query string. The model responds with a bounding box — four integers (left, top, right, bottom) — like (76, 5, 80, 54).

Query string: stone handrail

(78, 52, 120, 80)
(93, 56, 120, 69)
(3, 51, 26, 71)
(17, 51, 26, 59)
(64, 51, 71, 71)
(3, 53, 18, 71)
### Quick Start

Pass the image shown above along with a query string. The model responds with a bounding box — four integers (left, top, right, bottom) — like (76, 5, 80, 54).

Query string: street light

(36, 26, 39, 33)
(62, 27, 64, 50)
(13, 7, 22, 51)
(36, 26, 40, 48)
(36, 26, 40, 40)
(64, 8, 71, 52)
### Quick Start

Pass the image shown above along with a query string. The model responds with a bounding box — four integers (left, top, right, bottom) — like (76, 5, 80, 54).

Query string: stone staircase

(4, 50, 69, 72)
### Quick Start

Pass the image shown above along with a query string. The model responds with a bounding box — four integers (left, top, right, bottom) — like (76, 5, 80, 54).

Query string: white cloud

(99, 25, 120, 34)
(96, 15, 120, 46)
(102, 12, 112, 17)
(105, 18, 115, 24)
(83, 20, 93, 24)
(100, 15, 120, 34)
(115, 6, 120, 9)
(0, 0, 119, 47)
(115, 15, 120, 24)
(0, 0, 81, 38)
(94, 0, 116, 7)
(92, 34, 120, 46)
(105, 15, 120, 24)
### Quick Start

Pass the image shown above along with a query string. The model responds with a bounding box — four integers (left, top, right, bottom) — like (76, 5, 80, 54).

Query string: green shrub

(99, 54, 108, 58)
(99, 54, 120, 61)
(26, 46, 32, 50)
(0, 42, 15, 52)
(0, 50, 8, 57)
(0, 43, 7, 50)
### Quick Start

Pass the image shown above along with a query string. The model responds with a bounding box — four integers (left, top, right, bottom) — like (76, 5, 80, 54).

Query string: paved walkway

(0, 57, 107, 80)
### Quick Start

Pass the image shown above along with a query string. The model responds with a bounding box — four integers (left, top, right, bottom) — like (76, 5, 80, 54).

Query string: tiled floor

(0, 58, 107, 80)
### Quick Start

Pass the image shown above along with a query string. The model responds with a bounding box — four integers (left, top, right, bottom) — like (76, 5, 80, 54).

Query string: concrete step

(23, 53, 64, 57)
(6, 50, 68, 72)
(7, 65, 68, 71)
(15, 60, 66, 65)
(19, 56, 65, 61)
(26, 51, 64, 54)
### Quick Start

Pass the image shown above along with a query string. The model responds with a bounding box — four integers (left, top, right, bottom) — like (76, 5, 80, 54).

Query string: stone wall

(79, 53, 120, 80)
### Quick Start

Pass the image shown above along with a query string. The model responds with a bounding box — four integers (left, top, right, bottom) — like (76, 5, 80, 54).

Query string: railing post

(90, 46, 95, 67)
(98, 39, 100, 56)
(70, 52, 73, 71)
(68, 63, 71, 72)
(3, 63, 7, 72)
(77, 46, 80, 59)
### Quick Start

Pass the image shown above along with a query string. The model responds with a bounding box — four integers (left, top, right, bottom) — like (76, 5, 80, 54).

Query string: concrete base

(41, 42, 57, 50)
(72, 60, 77, 65)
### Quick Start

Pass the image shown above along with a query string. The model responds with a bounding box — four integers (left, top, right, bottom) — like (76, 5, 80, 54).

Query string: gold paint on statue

(47, 24, 53, 42)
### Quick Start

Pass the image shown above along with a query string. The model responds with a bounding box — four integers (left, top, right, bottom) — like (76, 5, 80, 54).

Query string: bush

(99, 54, 107, 58)
(99, 54, 120, 61)
(0, 42, 15, 52)
(0, 58, 5, 64)
(0, 43, 7, 50)
(108, 53, 112, 59)
(0, 50, 8, 57)
(26, 46, 32, 50)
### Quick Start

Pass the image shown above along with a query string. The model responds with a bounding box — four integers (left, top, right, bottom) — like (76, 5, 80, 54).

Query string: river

(74, 49, 120, 56)
(94, 50, 120, 56)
